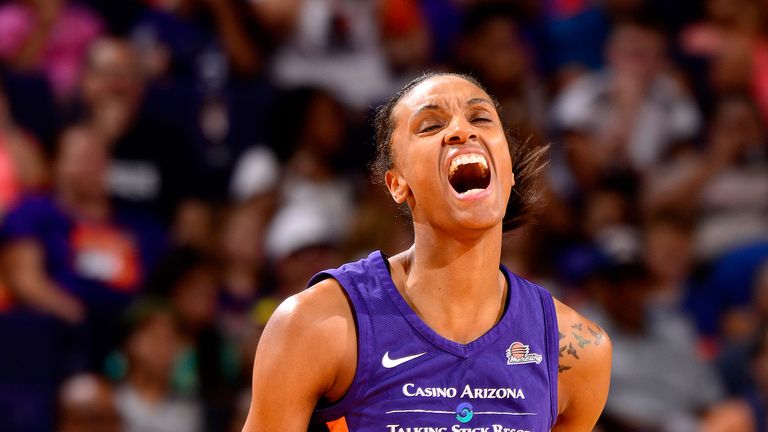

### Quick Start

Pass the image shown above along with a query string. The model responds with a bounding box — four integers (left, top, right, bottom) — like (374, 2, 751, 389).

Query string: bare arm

(242, 278, 356, 431)
(642, 158, 713, 214)
(7, 131, 49, 190)
(553, 299, 612, 431)
(10, 0, 62, 70)
(642, 130, 738, 214)
(203, 0, 260, 76)
(250, 0, 303, 39)
(2, 239, 84, 323)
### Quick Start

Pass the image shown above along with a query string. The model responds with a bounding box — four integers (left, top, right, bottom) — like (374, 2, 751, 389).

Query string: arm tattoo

(572, 332, 591, 348)
(566, 342, 579, 359)
(588, 326, 604, 346)
(558, 321, 605, 373)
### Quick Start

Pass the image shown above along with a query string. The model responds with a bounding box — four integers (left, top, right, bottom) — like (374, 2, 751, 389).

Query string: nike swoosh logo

(381, 351, 427, 368)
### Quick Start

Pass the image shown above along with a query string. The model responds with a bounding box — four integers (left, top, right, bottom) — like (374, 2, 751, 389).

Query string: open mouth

(448, 153, 491, 196)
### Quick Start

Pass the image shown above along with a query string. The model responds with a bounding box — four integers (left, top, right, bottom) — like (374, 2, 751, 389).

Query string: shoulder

(269, 277, 351, 328)
(256, 277, 356, 400)
(552, 298, 612, 430)
(554, 299, 612, 373)
(263, 277, 352, 354)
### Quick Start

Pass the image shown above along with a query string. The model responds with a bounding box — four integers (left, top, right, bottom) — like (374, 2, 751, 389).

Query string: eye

(419, 123, 443, 134)
(471, 117, 492, 124)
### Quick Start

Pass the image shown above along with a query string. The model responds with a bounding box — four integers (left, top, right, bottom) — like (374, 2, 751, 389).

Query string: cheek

(496, 143, 514, 186)
(395, 140, 441, 190)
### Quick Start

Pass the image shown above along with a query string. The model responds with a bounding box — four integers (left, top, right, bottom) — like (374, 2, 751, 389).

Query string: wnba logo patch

(505, 342, 542, 365)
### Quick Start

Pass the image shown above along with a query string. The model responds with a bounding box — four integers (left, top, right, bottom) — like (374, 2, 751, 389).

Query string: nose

(443, 117, 476, 146)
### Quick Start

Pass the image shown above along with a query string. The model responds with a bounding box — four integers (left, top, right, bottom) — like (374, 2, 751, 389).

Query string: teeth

(449, 153, 488, 176)
(460, 188, 485, 196)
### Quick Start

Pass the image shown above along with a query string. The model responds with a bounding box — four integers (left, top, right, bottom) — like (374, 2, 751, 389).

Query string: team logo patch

(505, 342, 542, 365)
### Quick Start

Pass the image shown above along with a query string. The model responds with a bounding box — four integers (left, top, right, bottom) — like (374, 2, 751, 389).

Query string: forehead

(394, 75, 492, 119)
(613, 25, 662, 47)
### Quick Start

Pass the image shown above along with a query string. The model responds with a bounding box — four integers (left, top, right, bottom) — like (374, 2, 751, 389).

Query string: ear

(510, 171, 515, 188)
(385, 169, 410, 204)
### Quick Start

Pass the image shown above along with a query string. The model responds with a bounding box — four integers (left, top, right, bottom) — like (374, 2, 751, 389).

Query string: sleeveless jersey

(308, 251, 560, 432)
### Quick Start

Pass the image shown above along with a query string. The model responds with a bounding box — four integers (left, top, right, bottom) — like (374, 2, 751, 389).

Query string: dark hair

(145, 246, 214, 297)
(267, 86, 346, 162)
(461, 3, 522, 39)
(371, 72, 548, 231)
(117, 297, 178, 349)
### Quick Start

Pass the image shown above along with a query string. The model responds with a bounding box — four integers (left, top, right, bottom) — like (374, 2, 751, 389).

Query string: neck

(392, 222, 506, 343)
(57, 189, 110, 221)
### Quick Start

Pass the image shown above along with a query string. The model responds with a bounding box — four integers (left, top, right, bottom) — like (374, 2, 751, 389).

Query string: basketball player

(243, 73, 611, 431)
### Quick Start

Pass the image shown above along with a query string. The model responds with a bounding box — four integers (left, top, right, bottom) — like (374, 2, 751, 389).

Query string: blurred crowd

(0, 0, 766, 431)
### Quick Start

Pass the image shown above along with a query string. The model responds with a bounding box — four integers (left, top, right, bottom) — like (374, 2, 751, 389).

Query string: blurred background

(0, 0, 766, 431)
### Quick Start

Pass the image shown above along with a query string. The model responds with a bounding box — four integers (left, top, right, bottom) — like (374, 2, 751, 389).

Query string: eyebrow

(467, 97, 494, 108)
(412, 104, 441, 117)
(412, 97, 494, 117)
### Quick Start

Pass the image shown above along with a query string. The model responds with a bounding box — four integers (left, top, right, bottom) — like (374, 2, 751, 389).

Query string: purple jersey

(308, 251, 559, 432)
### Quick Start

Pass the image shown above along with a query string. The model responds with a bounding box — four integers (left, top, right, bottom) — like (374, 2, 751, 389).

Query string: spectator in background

(75, 37, 196, 226)
(216, 201, 272, 343)
(132, 0, 260, 84)
(0, 0, 761, 429)
(0, 82, 48, 218)
(589, 258, 724, 431)
(550, 177, 639, 308)
(679, 0, 768, 123)
(642, 211, 697, 313)
(378, 0, 432, 87)
(263, 205, 343, 300)
(640, 210, 734, 368)
(146, 247, 240, 431)
(686, 241, 768, 364)
(253, 0, 393, 109)
(269, 88, 357, 249)
(713, 259, 768, 401)
(587, 185, 637, 239)
(260, 97, 348, 295)
(58, 373, 122, 432)
(702, 324, 768, 432)
(533, 0, 612, 80)
(0, 124, 165, 366)
(115, 301, 203, 432)
(643, 94, 768, 260)
(342, 178, 413, 259)
(456, 3, 547, 144)
(0, 0, 103, 102)
(553, 19, 701, 193)
(131, 0, 272, 201)
(229, 146, 280, 204)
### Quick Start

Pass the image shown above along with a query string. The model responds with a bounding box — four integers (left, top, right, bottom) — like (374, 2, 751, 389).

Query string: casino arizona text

(402, 383, 526, 400)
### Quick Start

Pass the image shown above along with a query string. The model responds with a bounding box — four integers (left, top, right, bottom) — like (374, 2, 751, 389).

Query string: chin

(450, 207, 505, 233)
